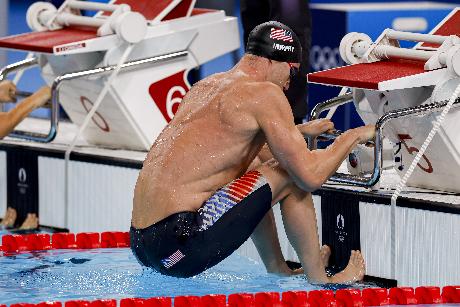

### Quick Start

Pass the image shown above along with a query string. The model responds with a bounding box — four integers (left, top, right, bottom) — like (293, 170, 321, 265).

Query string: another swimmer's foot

(329, 250, 365, 284)
(0, 207, 17, 228)
(320, 245, 331, 268)
(19, 213, 39, 230)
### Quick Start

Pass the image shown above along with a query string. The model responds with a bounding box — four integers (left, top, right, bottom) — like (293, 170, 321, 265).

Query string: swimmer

(131, 21, 372, 283)
(0, 80, 51, 139)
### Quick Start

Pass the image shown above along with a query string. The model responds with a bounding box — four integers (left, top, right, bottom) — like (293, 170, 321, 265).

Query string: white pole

(387, 29, 447, 44)
(389, 79, 460, 280)
(64, 44, 134, 229)
(373, 45, 435, 61)
(55, 13, 105, 28)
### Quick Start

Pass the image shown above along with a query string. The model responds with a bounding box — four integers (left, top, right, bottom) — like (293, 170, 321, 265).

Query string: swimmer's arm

(256, 119, 335, 163)
(0, 86, 51, 139)
(296, 119, 335, 138)
(253, 86, 373, 191)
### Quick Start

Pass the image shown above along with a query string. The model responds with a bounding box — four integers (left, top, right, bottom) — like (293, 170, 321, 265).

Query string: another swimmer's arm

(0, 86, 51, 139)
(0, 81, 16, 102)
(254, 86, 374, 191)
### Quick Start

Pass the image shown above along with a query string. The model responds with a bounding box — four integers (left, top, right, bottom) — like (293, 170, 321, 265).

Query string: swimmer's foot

(320, 245, 331, 268)
(329, 250, 365, 284)
(19, 213, 39, 230)
(267, 260, 305, 276)
(291, 267, 304, 275)
(0, 207, 17, 228)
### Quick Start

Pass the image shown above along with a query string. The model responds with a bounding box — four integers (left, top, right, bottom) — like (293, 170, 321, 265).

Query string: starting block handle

(0, 57, 58, 143)
(310, 92, 460, 188)
(308, 93, 354, 150)
(309, 93, 381, 188)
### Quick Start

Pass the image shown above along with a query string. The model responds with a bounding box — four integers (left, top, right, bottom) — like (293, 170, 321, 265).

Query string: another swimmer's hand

(297, 119, 335, 137)
(353, 125, 376, 144)
(32, 86, 51, 108)
(0, 80, 17, 103)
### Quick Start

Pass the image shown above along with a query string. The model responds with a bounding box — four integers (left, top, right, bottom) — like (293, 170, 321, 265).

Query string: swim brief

(130, 170, 272, 278)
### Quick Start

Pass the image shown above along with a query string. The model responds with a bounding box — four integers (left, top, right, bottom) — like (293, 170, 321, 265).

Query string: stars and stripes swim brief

(130, 170, 272, 278)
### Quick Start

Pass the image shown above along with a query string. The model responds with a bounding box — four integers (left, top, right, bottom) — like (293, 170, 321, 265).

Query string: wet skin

(132, 55, 374, 229)
(131, 55, 373, 283)
(132, 69, 269, 228)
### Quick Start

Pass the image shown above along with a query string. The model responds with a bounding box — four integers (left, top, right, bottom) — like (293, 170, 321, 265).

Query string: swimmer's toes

(329, 250, 365, 284)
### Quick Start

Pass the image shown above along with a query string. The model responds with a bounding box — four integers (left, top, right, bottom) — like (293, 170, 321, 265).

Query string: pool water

(0, 248, 327, 304)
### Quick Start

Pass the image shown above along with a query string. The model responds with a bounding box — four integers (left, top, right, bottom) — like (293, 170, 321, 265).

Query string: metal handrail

(0, 57, 58, 142)
(308, 93, 354, 150)
(1, 50, 188, 143)
(309, 92, 460, 187)
(51, 50, 189, 120)
(0, 57, 38, 82)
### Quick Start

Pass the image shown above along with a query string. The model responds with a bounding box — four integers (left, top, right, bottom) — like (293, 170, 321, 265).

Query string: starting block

(0, 0, 239, 150)
(308, 8, 460, 192)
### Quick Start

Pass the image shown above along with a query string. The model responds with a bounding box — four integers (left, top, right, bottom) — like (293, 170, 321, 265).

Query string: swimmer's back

(132, 71, 278, 228)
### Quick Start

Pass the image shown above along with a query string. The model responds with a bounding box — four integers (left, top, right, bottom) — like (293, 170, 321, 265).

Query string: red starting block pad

(106, 0, 194, 22)
(0, 0, 195, 54)
(0, 27, 97, 54)
(420, 8, 460, 49)
(307, 59, 446, 91)
(309, 7, 460, 91)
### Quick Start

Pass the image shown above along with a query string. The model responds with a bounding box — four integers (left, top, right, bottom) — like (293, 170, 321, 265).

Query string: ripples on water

(0, 248, 372, 304)
(0, 249, 310, 303)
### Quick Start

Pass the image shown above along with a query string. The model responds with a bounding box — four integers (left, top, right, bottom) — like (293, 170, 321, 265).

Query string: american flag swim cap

(246, 21, 302, 63)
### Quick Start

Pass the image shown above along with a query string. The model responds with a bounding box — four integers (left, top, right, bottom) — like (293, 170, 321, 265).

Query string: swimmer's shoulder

(241, 81, 288, 107)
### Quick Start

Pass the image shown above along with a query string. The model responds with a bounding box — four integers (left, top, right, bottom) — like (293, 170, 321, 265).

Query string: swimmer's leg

(250, 210, 293, 275)
(256, 160, 365, 284)
(248, 150, 293, 275)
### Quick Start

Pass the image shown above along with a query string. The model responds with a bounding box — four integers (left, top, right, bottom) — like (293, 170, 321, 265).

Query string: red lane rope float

(4, 287, 460, 307)
(228, 293, 254, 306)
(1, 231, 130, 254)
(120, 297, 172, 307)
(308, 289, 337, 307)
(282, 290, 309, 306)
(336, 289, 363, 307)
(389, 287, 418, 305)
(442, 286, 460, 303)
(415, 286, 442, 304)
(65, 300, 116, 307)
(200, 294, 227, 307)
(2, 234, 460, 307)
(362, 288, 389, 306)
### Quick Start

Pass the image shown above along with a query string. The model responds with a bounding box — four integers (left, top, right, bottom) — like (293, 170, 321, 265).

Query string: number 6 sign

(149, 70, 191, 122)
